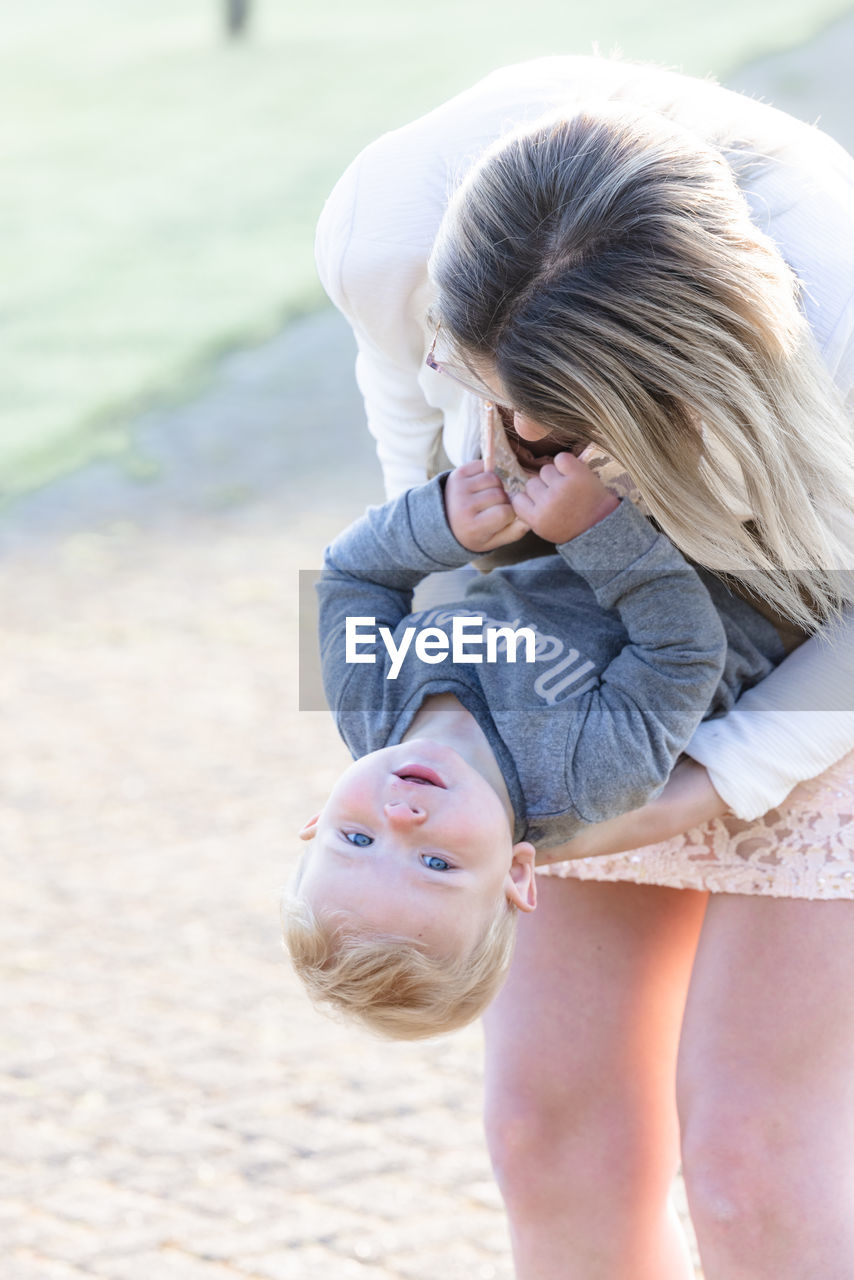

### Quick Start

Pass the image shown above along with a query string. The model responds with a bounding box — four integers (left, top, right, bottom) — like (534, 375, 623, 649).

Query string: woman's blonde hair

(430, 104, 854, 628)
(281, 890, 518, 1041)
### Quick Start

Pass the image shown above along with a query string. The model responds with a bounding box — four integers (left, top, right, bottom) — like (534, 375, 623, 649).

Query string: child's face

(298, 740, 536, 960)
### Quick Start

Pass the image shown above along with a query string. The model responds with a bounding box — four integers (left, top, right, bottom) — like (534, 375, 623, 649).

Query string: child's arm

(512, 454, 729, 830)
(317, 465, 531, 713)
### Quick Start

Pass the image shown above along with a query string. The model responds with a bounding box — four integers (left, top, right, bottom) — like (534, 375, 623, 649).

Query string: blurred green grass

(3, 0, 851, 496)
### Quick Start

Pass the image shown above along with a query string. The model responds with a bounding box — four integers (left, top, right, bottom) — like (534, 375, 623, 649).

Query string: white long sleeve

(314, 149, 444, 496)
(687, 610, 854, 817)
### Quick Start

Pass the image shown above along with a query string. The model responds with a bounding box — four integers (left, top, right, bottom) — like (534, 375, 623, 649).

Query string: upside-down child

(284, 452, 785, 1038)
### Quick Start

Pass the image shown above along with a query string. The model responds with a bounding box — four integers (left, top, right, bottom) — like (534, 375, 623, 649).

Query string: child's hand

(510, 452, 619, 544)
(445, 461, 530, 553)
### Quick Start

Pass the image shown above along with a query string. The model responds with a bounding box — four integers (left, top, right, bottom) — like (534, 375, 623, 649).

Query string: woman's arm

(685, 608, 854, 818)
(540, 606, 854, 861)
(539, 606, 854, 863)
(315, 142, 446, 498)
(536, 757, 729, 864)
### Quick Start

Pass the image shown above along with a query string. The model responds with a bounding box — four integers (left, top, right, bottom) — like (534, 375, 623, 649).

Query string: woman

(316, 56, 854, 1277)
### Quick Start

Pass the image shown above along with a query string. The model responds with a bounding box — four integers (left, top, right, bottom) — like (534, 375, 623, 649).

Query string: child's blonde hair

(282, 889, 518, 1040)
(430, 103, 854, 629)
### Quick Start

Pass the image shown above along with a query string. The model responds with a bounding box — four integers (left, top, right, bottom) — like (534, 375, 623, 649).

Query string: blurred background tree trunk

(224, 0, 251, 38)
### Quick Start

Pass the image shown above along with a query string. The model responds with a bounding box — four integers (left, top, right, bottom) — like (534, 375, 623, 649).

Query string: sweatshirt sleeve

(555, 501, 728, 825)
(317, 476, 473, 717)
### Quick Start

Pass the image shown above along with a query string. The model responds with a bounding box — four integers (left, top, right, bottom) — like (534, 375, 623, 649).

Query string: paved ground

(3, 23, 854, 1280)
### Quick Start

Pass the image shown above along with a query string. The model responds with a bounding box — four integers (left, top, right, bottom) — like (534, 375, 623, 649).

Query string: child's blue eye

(344, 831, 373, 847)
(422, 854, 451, 871)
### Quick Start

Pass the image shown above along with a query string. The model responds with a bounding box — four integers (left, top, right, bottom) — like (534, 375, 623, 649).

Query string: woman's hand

(510, 452, 619, 544)
(444, 460, 530, 552)
(537, 758, 730, 865)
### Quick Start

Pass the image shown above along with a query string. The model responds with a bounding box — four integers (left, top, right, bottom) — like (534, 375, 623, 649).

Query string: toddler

(284, 454, 784, 1038)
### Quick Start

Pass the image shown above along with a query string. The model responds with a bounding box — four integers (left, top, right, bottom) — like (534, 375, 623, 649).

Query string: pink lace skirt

(537, 750, 854, 899)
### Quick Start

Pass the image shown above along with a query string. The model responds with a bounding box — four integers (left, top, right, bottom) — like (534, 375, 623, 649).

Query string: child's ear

(298, 814, 321, 842)
(505, 841, 537, 913)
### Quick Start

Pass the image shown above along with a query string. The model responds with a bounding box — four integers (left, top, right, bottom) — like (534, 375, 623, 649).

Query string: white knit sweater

(315, 56, 854, 819)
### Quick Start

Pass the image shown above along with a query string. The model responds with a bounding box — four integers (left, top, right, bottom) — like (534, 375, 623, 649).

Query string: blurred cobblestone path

(3, 28, 853, 1279)
(0, 315, 530, 1280)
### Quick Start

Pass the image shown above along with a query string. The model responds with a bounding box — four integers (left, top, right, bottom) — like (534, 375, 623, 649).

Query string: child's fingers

(449, 466, 506, 504)
(466, 487, 512, 515)
(534, 458, 580, 488)
(552, 450, 582, 475)
(475, 506, 530, 548)
(464, 470, 508, 495)
(532, 463, 558, 488)
(520, 473, 549, 504)
(510, 488, 536, 521)
(476, 499, 526, 533)
(453, 459, 487, 479)
(483, 515, 530, 548)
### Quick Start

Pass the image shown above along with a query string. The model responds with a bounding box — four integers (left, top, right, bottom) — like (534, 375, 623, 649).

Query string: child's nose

(383, 800, 427, 827)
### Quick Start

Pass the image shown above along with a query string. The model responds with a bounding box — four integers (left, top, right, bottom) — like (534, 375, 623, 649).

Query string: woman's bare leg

(678, 895, 854, 1279)
(483, 876, 707, 1279)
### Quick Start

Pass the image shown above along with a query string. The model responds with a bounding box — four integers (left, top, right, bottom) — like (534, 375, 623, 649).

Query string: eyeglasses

(425, 323, 503, 403)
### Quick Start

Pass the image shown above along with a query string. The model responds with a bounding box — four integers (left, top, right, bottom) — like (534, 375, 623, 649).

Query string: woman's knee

(485, 1076, 678, 1218)
(481, 880, 698, 1217)
(484, 1085, 570, 1205)
(677, 897, 854, 1270)
(679, 1089, 772, 1227)
(677, 1082, 832, 1241)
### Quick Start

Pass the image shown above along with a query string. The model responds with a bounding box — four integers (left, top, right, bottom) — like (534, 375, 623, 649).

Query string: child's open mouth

(393, 766, 447, 788)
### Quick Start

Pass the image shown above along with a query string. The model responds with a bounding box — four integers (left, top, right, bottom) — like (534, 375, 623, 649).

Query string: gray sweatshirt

(317, 476, 784, 848)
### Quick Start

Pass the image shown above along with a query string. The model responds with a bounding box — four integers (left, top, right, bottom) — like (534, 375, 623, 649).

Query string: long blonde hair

(430, 104, 854, 628)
